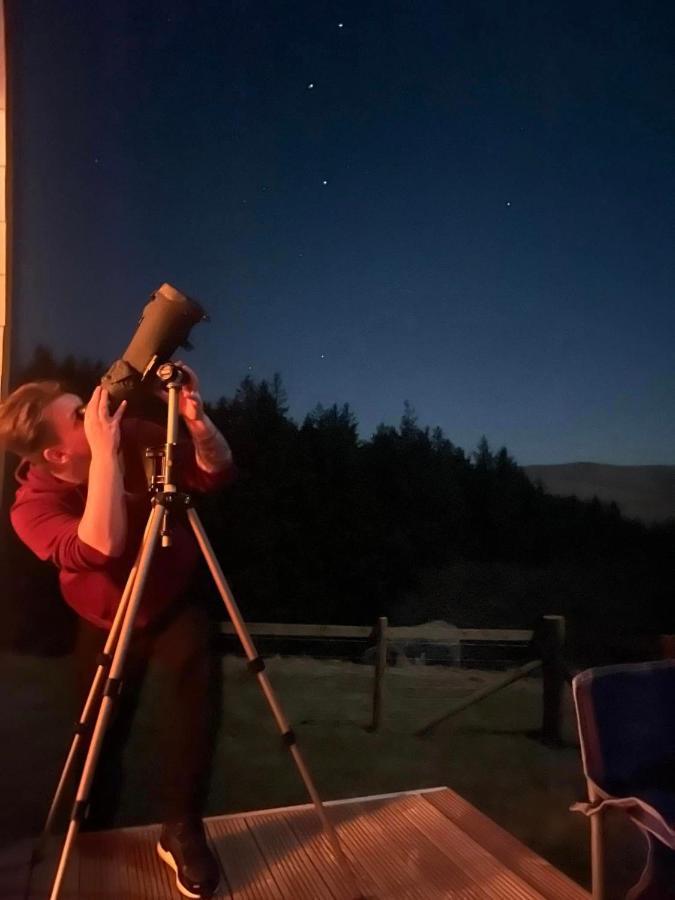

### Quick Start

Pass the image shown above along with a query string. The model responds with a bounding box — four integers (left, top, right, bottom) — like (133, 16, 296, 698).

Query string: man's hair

(0, 381, 63, 462)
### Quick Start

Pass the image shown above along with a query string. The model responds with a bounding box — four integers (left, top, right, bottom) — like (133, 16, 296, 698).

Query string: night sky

(8, 1, 675, 464)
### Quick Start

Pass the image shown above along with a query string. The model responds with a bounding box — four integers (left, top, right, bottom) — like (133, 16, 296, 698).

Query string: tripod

(35, 364, 362, 900)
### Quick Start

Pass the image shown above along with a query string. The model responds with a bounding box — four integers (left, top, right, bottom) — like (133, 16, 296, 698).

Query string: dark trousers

(74, 597, 222, 830)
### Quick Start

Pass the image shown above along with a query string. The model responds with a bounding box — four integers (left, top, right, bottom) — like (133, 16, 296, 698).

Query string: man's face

(41, 392, 91, 480)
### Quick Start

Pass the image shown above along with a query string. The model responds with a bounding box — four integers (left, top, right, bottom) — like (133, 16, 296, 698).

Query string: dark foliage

(3, 347, 675, 655)
(11, 344, 105, 398)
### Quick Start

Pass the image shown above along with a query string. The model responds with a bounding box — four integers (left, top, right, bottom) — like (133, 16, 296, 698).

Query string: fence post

(540, 614, 566, 745)
(371, 616, 388, 731)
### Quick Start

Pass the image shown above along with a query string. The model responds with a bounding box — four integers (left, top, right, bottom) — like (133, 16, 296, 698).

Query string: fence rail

(219, 622, 533, 643)
(218, 621, 534, 671)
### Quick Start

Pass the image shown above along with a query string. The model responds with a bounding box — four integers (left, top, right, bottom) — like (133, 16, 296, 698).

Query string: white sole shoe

(156, 839, 218, 899)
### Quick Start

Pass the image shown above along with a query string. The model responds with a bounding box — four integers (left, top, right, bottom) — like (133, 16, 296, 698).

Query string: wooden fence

(219, 617, 569, 741)
(218, 618, 675, 740)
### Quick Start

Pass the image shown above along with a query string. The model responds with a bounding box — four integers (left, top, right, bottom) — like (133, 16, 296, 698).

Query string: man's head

(0, 381, 91, 481)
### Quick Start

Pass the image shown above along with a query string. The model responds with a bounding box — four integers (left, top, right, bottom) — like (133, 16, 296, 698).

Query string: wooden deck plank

(112, 831, 134, 899)
(283, 806, 380, 900)
(119, 829, 146, 900)
(118, 828, 151, 900)
(78, 828, 154, 900)
(207, 813, 283, 900)
(106, 831, 125, 897)
(128, 825, 172, 899)
(351, 795, 538, 900)
(245, 812, 343, 900)
(349, 799, 483, 899)
(327, 799, 454, 900)
(128, 829, 158, 900)
(424, 789, 590, 899)
(77, 838, 98, 900)
(380, 793, 543, 899)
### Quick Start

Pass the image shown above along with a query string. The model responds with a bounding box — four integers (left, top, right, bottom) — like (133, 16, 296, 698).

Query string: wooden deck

(5, 787, 590, 899)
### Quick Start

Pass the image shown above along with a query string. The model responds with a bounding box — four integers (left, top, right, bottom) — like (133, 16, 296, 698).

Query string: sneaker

(157, 818, 221, 898)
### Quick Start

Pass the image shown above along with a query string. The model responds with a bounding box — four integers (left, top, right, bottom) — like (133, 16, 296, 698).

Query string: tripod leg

(29, 512, 156, 883)
(48, 503, 165, 900)
(37, 552, 140, 843)
(187, 508, 364, 900)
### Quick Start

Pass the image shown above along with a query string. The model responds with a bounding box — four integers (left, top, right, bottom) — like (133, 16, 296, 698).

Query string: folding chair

(572, 660, 675, 899)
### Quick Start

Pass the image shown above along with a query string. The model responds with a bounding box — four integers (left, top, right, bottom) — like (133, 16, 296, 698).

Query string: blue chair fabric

(572, 660, 675, 898)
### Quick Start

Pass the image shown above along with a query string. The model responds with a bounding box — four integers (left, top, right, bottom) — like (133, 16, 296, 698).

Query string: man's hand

(154, 360, 205, 423)
(79, 387, 127, 557)
(84, 386, 127, 457)
(161, 360, 233, 474)
(174, 360, 205, 423)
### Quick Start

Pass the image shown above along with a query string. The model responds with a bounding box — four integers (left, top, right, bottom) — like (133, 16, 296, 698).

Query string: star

(338, 23, 344, 28)
(506, 201, 511, 207)
(307, 83, 315, 89)
(320, 354, 326, 359)
(322, 180, 328, 185)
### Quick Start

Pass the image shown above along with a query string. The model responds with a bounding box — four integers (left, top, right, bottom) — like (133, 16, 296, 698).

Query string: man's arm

(77, 387, 128, 557)
(172, 361, 234, 477)
(11, 497, 115, 571)
(183, 414, 233, 474)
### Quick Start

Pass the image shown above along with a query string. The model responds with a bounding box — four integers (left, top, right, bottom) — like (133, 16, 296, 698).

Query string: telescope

(100, 283, 207, 410)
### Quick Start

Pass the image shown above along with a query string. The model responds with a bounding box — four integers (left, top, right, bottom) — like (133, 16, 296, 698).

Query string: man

(0, 362, 234, 899)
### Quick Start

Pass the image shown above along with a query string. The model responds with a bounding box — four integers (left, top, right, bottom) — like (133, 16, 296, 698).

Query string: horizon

(16, 342, 675, 469)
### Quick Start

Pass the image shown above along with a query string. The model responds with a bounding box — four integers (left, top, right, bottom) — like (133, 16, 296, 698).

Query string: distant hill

(524, 463, 675, 524)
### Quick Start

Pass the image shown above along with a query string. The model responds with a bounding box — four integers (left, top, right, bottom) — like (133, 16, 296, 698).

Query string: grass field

(0, 651, 646, 898)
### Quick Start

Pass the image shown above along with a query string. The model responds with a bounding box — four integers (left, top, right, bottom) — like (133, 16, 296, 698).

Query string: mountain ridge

(523, 462, 675, 524)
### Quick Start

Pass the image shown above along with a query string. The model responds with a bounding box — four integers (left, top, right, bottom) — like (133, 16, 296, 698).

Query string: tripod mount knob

(156, 362, 185, 385)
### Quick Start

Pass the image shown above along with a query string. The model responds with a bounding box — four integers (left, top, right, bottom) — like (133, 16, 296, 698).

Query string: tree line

(2, 346, 674, 655)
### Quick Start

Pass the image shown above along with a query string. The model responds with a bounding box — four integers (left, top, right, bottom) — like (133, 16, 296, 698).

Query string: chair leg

(590, 808, 605, 900)
(587, 782, 605, 900)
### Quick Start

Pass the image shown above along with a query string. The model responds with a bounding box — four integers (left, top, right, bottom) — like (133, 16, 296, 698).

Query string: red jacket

(10, 418, 235, 630)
